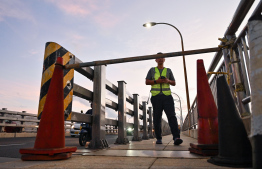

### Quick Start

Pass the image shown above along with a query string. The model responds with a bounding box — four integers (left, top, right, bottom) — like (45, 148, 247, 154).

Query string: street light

(172, 92, 183, 130)
(143, 22, 191, 115)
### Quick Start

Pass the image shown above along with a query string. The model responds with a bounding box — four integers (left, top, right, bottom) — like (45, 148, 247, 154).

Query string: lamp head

(143, 22, 157, 27)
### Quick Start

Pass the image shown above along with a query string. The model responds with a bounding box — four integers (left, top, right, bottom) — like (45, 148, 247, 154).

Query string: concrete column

(132, 94, 141, 141)
(88, 65, 108, 149)
(148, 107, 154, 138)
(142, 101, 149, 140)
(115, 81, 129, 144)
(248, 15, 262, 169)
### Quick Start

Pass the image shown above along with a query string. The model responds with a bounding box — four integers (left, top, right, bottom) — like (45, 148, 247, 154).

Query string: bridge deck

(0, 134, 245, 168)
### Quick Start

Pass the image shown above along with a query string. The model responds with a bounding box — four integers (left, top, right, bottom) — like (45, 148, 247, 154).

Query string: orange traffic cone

(20, 57, 77, 160)
(189, 59, 219, 156)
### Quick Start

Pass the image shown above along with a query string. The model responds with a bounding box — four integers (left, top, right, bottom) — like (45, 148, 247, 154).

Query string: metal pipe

(224, 0, 255, 36)
(207, 0, 254, 79)
(250, 0, 262, 18)
(64, 47, 220, 69)
(172, 92, 183, 130)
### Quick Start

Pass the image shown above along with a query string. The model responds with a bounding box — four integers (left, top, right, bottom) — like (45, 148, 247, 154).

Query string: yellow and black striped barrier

(38, 42, 75, 120)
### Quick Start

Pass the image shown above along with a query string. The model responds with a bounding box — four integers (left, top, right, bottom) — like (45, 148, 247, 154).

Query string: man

(145, 53, 183, 145)
(85, 103, 93, 139)
(85, 103, 93, 115)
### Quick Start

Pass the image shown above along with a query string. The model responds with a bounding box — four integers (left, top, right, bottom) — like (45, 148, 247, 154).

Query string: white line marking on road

(0, 143, 25, 147)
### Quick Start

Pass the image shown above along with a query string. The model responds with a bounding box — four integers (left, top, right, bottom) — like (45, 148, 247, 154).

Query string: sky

(0, 0, 259, 123)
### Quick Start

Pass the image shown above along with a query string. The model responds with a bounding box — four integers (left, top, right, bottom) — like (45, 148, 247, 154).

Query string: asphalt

(0, 134, 251, 169)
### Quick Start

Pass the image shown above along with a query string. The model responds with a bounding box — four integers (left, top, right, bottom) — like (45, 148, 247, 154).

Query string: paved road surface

(0, 135, 133, 158)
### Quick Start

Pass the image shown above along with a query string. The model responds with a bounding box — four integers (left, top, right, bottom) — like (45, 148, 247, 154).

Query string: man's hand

(145, 78, 176, 86)
(157, 77, 176, 86)
(156, 77, 166, 84)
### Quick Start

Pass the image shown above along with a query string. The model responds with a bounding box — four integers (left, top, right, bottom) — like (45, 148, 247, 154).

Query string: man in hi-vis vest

(145, 53, 183, 145)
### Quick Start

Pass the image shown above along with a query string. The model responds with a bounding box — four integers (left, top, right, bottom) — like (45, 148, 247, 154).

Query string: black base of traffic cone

(189, 143, 218, 156)
(252, 134, 262, 169)
(207, 76, 252, 168)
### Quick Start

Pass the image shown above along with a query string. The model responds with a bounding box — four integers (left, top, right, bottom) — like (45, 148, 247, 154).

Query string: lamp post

(172, 92, 183, 130)
(143, 22, 190, 131)
(143, 22, 191, 114)
(175, 107, 181, 119)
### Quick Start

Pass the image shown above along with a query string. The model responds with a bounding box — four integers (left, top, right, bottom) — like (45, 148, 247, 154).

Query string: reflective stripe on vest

(151, 67, 171, 96)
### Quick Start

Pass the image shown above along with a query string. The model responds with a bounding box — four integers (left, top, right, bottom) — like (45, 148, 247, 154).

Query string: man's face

(155, 57, 165, 64)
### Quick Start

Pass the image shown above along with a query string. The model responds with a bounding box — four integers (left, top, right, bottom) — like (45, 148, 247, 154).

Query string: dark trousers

(151, 94, 180, 140)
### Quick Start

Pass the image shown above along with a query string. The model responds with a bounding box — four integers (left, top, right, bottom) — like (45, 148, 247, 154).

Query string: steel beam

(65, 47, 220, 69)
(126, 108, 134, 116)
(106, 79, 118, 95)
(105, 98, 118, 111)
(74, 57, 94, 80)
(126, 95, 134, 104)
(105, 118, 118, 126)
(70, 112, 92, 123)
(73, 83, 93, 101)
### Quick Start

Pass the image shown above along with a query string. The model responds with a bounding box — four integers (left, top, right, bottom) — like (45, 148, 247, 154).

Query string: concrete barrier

(0, 132, 71, 138)
(182, 129, 198, 139)
(15, 133, 37, 137)
(0, 133, 15, 138)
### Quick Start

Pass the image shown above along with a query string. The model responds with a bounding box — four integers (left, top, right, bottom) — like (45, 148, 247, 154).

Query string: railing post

(132, 94, 142, 141)
(115, 81, 129, 144)
(21, 111, 26, 132)
(148, 107, 154, 138)
(222, 46, 237, 103)
(142, 101, 149, 140)
(232, 49, 250, 117)
(88, 65, 108, 149)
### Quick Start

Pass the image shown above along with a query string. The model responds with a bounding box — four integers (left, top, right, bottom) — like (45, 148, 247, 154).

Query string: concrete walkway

(0, 134, 251, 169)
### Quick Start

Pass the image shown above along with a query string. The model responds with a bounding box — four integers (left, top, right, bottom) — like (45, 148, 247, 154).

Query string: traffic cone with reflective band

(189, 59, 218, 156)
(207, 76, 252, 167)
(19, 57, 77, 161)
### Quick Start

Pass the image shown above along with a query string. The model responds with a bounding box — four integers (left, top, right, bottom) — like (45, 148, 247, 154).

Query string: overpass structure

(0, 0, 262, 168)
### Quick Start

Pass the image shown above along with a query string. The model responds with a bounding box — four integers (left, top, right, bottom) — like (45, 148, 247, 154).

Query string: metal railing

(182, 0, 261, 131)
(60, 54, 171, 148)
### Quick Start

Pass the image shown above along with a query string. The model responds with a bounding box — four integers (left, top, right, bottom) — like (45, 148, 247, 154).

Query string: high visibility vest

(151, 67, 171, 96)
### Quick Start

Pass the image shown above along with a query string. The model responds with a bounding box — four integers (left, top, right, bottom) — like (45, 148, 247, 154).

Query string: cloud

(46, 0, 124, 28)
(0, 1, 35, 22)
(93, 11, 123, 28)
(46, 0, 97, 17)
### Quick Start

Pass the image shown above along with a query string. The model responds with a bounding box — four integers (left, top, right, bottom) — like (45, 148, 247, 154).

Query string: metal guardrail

(61, 55, 171, 147)
(182, 0, 260, 131)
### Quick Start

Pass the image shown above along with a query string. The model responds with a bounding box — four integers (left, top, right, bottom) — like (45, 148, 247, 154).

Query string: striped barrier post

(38, 42, 75, 120)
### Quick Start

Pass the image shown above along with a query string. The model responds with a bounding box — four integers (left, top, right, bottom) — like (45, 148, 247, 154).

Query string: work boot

(156, 139, 162, 144)
(174, 138, 183, 145)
